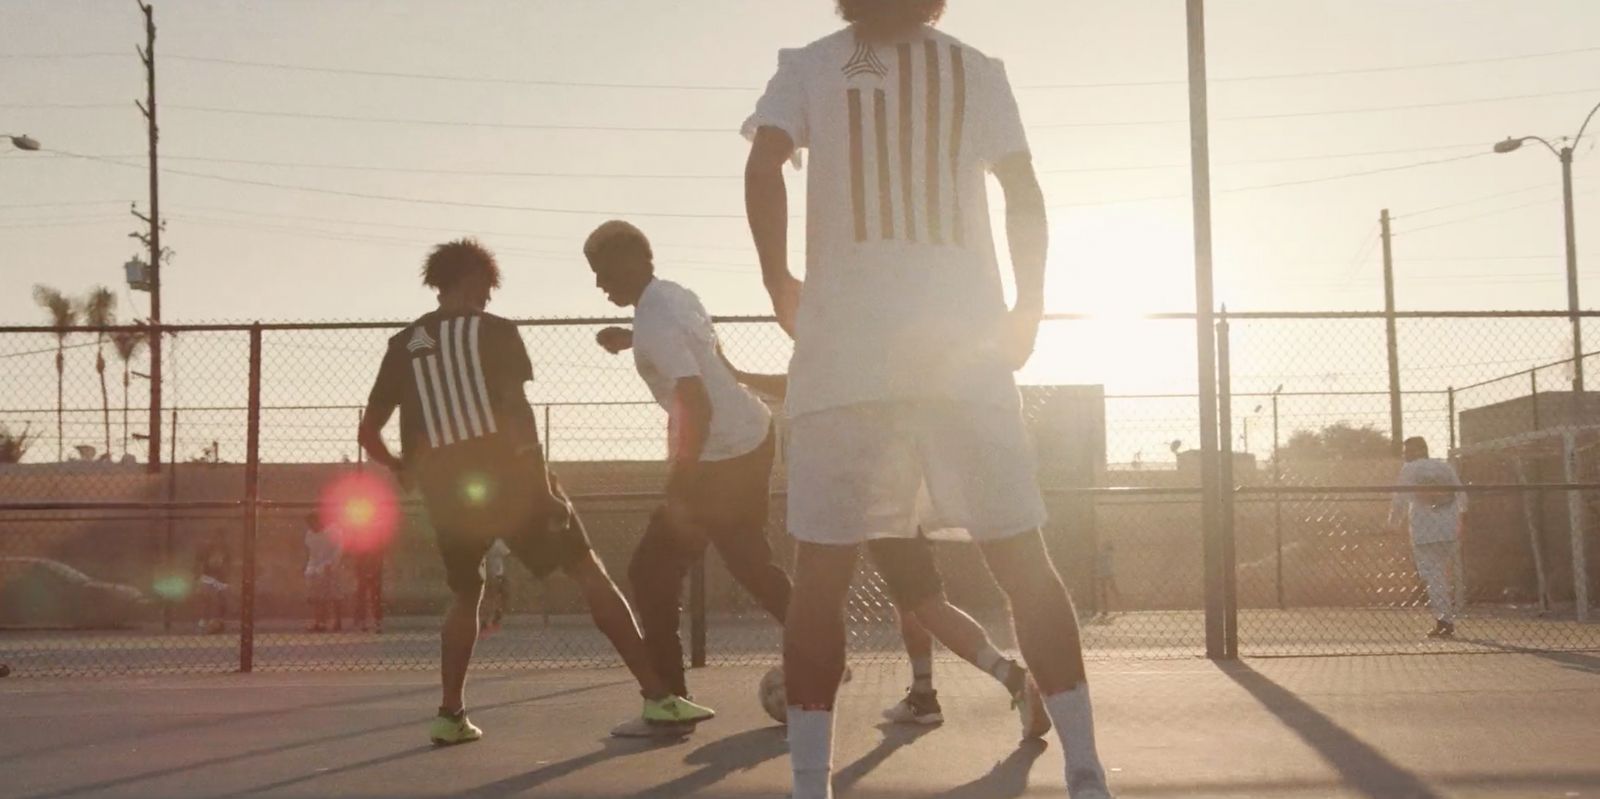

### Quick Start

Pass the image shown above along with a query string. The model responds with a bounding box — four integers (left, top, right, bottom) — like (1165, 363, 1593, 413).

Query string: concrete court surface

(3, 653, 1600, 799)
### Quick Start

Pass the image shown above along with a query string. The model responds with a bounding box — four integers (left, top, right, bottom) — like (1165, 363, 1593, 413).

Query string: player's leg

(785, 404, 916, 799)
(785, 541, 859, 799)
(923, 401, 1109, 797)
(1449, 540, 1466, 621)
(517, 487, 714, 727)
(869, 536, 1047, 735)
(625, 508, 696, 695)
(1413, 541, 1454, 635)
(899, 608, 935, 691)
(701, 432, 791, 622)
(430, 527, 492, 744)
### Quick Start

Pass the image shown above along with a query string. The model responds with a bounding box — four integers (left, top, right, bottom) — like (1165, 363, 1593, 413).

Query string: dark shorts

(865, 533, 945, 610)
(417, 444, 591, 596)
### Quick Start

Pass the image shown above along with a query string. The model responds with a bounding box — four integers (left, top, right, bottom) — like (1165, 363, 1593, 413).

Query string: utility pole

(136, 1, 163, 473)
(1185, 0, 1229, 660)
(1381, 209, 1403, 457)
(1560, 145, 1585, 394)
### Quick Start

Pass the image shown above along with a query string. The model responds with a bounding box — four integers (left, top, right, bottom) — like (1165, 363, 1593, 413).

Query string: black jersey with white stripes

(364, 310, 534, 464)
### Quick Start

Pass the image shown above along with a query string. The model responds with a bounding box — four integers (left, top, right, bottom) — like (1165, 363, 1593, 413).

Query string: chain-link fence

(2, 312, 1597, 676)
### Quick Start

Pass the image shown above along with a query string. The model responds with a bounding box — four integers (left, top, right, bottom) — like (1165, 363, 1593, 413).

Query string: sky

(3, 0, 1598, 325)
(3, 0, 1600, 463)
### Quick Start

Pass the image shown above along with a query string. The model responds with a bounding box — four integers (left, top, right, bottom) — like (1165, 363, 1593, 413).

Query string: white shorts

(787, 400, 1048, 545)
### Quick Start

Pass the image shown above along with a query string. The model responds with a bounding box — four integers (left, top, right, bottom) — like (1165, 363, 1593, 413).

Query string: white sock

(788, 708, 834, 799)
(975, 645, 1004, 675)
(1043, 684, 1106, 794)
(910, 655, 933, 693)
(975, 645, 1016, 687)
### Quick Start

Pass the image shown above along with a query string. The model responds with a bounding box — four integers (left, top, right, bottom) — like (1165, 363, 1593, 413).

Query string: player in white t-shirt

(586, 220, 793, 738)
(743, 3, 1110, 797)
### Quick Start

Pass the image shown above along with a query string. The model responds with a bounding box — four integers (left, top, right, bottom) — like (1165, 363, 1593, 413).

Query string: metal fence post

(162, 406, 179, 632)
(1447, 387, 1457, 452)
(1215, 312, 1238, 658)
(689, 556, 707, 668)
(1272, 391, 1284, 610)
(240, 324, 262, 673)
(1381, 209, 1404, 455)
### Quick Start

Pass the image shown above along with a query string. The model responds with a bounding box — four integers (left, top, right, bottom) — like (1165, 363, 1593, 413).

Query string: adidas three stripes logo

(409, 316, 498, 449)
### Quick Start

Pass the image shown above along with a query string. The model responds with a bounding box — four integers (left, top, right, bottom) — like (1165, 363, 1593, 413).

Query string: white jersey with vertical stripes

(743, 25, 1032, 417)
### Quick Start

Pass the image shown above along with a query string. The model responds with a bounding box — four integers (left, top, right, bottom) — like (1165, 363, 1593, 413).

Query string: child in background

(304, 513, 345, 632)
(193, 531, 231, 635)
(480, 539, 510, 635)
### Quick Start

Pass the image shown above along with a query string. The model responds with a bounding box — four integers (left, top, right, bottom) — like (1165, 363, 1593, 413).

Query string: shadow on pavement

(17, 679, 631, 799)
(462, 735, 672, 798)
(833, 721, 938, 794)
(625, 726, 789, 798)
(1453, 638, 1600, 676)
(0, 669, 537, 765)
(931, 738, 1048, 799)
(216, 744, 440, 797)
(1218, 661, 1442, 799)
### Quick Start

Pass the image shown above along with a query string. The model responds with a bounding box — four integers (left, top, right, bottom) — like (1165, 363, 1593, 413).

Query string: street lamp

(1493, 99, 1600, 393)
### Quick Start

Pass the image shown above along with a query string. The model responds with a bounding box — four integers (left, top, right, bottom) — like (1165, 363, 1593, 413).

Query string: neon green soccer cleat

(642, 694, 716, 726)
(428, 710, 484, 746)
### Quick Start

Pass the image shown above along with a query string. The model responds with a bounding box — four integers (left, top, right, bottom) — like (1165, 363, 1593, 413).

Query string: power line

(1023, 45, 1600, 88)
(1034, 86, 1600, 129)
(143, 86, 1600, 133)
(168, 213, 758, 274)
(7, 43, 1584, 91)
(163, 203, 783, 254)
(1396, 183, 1557, 219)
(165, 104, 733, 133)
(20, 140, 1494, 180)
(42, 144, 1512, 222)
(48, 149, 765, 219)
(0, 200, 127, 209)
(1397, 189, 1599, 235)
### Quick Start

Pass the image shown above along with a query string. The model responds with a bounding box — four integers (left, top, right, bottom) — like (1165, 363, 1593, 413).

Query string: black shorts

(865, 533, 945, 610)
(417, 445, 591, 595)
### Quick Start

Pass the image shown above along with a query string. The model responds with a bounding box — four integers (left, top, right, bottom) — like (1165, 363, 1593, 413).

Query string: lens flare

(152, 574, 192, 601)
(319, 470, 401, 553)
(461, 473, 492, 506)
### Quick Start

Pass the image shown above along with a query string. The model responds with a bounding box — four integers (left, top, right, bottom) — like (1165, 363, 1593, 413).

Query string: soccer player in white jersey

(742, 2, 1112, 797)
(358, 239, 714, 745)
(585, 220, 794, 738)
(1387, 437, 1467, 638)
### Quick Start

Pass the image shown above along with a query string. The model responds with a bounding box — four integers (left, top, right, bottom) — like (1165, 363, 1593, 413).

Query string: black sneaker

(882, 689, 943, 725)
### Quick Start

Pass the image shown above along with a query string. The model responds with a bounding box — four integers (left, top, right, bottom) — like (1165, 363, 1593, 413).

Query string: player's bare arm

(596, 326, 633, 354)
(497, 381, 559, 507)
(995, 152, 1048, 371)
(745, 127, 801, 337)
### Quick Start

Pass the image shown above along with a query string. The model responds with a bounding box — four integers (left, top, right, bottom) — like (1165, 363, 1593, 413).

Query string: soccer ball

(758, 666, 787, 724)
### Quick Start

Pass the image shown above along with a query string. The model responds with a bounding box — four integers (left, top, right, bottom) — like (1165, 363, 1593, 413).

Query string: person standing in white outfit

(1387, 437, 1467, 638)
(743, 1, 1111, 796)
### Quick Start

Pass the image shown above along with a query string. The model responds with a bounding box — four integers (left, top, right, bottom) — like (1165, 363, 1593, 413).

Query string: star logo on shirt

(406, 326, 437, 353)
(842, 40, 888, 80)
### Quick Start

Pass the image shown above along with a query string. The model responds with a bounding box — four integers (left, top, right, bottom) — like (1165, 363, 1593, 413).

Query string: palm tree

(110, 326, 147, 459)
(32, 285, 78, 461)
(83, 287, 117, 458)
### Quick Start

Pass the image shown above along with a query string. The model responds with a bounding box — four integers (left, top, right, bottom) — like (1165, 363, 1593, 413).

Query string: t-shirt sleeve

(742, 48, 809, 163)
(973, 58, 1029, 169)
(363, 341, 407, 428)
(487, 320, 534, 393)
(635, 298, 705, 383)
